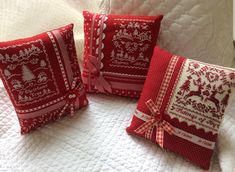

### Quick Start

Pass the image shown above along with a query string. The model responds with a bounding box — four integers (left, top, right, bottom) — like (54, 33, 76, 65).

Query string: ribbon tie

(87, 55, 112, 93)
(58, 77, 82, 119)
(135, 99, 174, 148)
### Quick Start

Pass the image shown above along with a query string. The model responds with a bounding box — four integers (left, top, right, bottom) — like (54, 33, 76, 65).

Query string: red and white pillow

(126, 47, 235, 169)
(82, 11, 163, 98)
(0, 24, 88, 134)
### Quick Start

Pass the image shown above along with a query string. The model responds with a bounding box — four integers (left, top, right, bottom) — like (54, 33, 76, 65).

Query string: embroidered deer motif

(205, 85, 224, 112)
(221, 89, 231, 109)
(184, 79, 206, 101)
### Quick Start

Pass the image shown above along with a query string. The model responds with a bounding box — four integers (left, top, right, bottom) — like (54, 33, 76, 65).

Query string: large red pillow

(82, 11, 163, 98)
(0, 24, 88, 134)
(126, 47, 235, 169)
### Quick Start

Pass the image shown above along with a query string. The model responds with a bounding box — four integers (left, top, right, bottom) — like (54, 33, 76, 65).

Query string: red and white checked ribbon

(134, 109, 216, 150)
(134, 99, 174, 148)
(87, 55, 112, 93)
(58, 77, 82, 119)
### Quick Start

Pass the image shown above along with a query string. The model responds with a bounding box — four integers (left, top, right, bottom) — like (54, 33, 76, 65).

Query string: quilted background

(107, 0, 234, 67)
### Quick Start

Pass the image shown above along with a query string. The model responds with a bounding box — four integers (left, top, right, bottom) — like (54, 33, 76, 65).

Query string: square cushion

(0, 24, 88, 134)
(82, 11, 163, 98)
(126, 47, 235, 169)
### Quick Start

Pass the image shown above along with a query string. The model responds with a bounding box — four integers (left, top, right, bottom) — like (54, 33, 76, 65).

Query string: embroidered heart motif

(205, 72, 219, 83)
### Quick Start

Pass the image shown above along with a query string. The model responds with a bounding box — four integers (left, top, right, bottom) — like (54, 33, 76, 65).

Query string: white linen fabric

(0, 0, 234, 171)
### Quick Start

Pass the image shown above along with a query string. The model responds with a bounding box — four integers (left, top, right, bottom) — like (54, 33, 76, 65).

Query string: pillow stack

(0, 10, 234, 170)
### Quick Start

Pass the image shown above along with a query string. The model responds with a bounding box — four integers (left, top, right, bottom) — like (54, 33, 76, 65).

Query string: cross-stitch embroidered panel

(0, 40, 59, 106)
(167, 59, 234, 134)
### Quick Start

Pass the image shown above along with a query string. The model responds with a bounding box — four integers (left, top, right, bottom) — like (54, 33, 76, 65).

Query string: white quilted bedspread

(0, 0, 235, 172)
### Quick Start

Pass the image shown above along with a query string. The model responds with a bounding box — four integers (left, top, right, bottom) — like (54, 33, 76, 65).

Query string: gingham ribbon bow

(87, 55, 112, 93)
(135, 99, 174, 148)
(58, 77, 81, 119)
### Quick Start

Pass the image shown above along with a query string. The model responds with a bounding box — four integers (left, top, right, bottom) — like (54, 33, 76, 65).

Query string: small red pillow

(82, 11, 163, 98)
(126, 47, 235, 169)
(0, 24, 88, 134)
